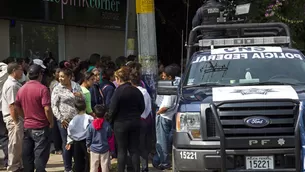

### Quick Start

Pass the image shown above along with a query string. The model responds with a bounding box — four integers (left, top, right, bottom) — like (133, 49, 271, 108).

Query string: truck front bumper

(173, 146, 297, 172)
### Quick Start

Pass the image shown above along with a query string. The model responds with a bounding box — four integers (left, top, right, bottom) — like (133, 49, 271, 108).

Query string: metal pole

(136, 0, 158, 100)
(185, 0, 189, 44)
(124, 0, 130, 57)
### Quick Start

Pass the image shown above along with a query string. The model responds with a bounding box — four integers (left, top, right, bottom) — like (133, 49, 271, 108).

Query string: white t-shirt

(67, 113, 94, 144)
(137, 86, 152, 119)
(159, 95, 177, 120)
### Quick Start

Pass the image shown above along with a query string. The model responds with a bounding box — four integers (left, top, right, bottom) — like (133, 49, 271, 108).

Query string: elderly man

(2, 62, 24, 172)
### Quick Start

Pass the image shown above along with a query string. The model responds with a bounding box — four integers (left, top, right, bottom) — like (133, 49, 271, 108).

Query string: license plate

(246, 156, 274, 170)
(179, 151, 197, 160)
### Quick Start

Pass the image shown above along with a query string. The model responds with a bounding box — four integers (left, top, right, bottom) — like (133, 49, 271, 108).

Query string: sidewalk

(45, 155, 165, 172)
(45, 154, 119, 172)
(0, 152, 167, 172)
(46, 154, 64, 172)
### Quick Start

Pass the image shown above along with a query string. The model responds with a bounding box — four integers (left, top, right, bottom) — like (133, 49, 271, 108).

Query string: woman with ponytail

(79, 72, 95, 116)
(129, 69, 152, 172)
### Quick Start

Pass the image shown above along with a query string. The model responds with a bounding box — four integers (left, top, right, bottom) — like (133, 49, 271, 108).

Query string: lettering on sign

(211, 47, 283, 54)
(249, 140, 270, 146)
(192, 53, 303, 63)
(43, 0, 121, 19)
(207, 8, 220, 14)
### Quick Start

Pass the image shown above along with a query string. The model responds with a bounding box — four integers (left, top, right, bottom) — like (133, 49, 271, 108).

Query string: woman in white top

(129, 69, 152, 172)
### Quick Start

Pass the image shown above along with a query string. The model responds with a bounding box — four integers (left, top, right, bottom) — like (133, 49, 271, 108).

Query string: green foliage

(248, 0, 305, 50)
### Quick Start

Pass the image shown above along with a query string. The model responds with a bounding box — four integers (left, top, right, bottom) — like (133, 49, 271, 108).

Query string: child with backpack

(87, 105, 113, 172)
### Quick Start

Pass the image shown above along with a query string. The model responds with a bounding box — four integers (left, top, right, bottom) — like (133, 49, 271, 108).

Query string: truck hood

(212, 85, 299, 102)
(182, 85, 305, 103)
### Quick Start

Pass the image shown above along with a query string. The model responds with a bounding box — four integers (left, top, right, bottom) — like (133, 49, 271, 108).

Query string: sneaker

(55, 150, 62, 155)
(158, 163, 172, 170)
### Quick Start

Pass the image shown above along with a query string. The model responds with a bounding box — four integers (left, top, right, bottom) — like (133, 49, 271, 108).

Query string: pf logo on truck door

(249, 140, 270, 146)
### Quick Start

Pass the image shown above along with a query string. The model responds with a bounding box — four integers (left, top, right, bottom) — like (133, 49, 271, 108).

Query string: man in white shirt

(154, 65, 180, 170)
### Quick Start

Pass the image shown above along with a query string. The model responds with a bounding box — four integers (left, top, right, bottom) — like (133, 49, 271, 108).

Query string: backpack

(98, 84, 110, 107)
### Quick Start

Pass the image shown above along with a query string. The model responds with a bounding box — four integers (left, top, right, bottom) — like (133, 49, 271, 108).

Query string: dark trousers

(52, 117, 62, 151)
(127, 117, 153, 172)
(114, 119, 141, 172)
(57, 121, 73, 171)
(140, 118, 152, 172)
(73, 140, 89, 172)
(0, 111, 8, 167)
(22, 127, 51, 172)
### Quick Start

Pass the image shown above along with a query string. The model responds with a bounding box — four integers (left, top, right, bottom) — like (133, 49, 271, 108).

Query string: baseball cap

(28, 64, 43, 79)
(33, 59, 46, 69)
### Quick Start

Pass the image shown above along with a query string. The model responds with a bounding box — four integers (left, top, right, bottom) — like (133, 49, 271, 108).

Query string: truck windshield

(184, 48, 305, 87)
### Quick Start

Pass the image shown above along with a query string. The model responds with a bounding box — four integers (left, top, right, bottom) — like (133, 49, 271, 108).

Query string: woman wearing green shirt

(79, 72, 96, 116)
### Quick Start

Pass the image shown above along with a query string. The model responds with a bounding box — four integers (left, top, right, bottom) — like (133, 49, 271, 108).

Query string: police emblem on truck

(231, 88, 277, 95)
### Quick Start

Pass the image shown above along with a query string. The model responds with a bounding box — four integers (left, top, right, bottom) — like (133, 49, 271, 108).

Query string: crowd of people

(0, 53, 181, 172)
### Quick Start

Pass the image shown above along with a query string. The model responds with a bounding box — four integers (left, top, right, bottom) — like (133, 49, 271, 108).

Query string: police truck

(158, 23, 305, 172)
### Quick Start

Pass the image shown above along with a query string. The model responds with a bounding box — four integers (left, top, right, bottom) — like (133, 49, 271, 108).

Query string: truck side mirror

(157, 80, 178, 95)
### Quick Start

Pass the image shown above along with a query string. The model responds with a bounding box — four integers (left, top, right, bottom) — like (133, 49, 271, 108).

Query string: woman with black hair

(51, 67, 83, 172)
(74, 61, 89, 83)
(129, 69, 152, 172)
(79, 72, 96, 116)
(99, 68, 116, 108)
(49, 67, 63, 155)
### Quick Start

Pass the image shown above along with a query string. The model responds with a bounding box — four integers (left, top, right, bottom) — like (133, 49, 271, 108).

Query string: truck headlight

(176, 112, 201, 139)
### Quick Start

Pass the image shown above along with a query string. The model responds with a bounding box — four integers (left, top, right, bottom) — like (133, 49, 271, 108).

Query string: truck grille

(206, 101, 298, 137)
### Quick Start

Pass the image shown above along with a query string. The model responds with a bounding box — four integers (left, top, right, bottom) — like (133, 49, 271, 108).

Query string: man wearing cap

(32, 59, 48, 86)
(15, 64, 53, 172)
(2, 62, 24, 172)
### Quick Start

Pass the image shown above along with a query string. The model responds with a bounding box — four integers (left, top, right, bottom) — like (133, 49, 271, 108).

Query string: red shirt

(16, 80, 51, 129)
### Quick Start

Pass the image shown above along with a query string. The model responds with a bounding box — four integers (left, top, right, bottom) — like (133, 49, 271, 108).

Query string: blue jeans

(57, 121, 73, 171)
(22, 127, 51, 172)
(155, 115, 172, 165)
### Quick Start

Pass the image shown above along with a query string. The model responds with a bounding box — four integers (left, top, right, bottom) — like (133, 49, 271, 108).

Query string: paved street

(0, 148, 168, 172)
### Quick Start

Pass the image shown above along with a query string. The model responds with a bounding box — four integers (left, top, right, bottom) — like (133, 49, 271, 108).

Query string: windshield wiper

(238, 81, 298, 86)
(184, 83, 230, 88)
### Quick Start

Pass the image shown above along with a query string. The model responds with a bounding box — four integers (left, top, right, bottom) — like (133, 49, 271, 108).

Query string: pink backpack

(108, 132, 115, 153)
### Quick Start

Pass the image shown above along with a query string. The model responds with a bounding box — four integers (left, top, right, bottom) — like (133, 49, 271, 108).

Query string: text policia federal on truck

(157, 23, 305, 172)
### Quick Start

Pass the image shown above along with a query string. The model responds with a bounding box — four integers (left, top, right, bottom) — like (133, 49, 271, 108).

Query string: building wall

(0, 20, 10, 60)
(0, 19, 125, 62)
(65, 26, 125, 61)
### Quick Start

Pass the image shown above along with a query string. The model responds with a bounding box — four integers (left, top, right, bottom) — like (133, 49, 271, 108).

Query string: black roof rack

(187, 22, 292, 62)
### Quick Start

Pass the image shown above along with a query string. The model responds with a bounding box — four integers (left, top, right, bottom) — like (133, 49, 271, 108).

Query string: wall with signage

(0, 0, 126, 30)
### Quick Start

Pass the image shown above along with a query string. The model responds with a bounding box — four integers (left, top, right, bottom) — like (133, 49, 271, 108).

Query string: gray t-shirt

(1, 76, 22, 118)
(0, 63, 8, 110)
